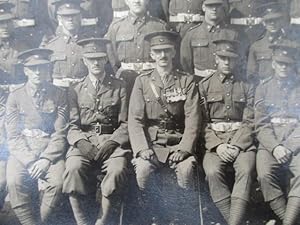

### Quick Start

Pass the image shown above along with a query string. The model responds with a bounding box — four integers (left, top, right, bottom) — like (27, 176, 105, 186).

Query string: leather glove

(76, 139, 99, 161)
(94, 140, 120, 163)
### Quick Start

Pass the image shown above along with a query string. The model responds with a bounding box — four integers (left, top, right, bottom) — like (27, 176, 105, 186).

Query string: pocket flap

(191, 39, 209, 47)
(256, 52, 272, 60)
(207, 94, 223, 102)
(51, 54, 67, 61)
(116, 33, 134, 42)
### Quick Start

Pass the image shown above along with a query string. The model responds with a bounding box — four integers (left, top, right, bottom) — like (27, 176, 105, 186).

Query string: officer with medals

(63, 38, 131, 225)
(199, 29, 256, 225)
(5, 48, 68, 225)
(255, 40, 300, 225)
(128, 31, 200, 224)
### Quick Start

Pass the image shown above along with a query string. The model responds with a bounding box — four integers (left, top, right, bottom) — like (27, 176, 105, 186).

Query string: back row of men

(0, 0, 300, 225)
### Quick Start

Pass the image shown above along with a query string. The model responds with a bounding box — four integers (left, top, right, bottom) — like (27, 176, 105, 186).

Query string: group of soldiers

(0, 0, 300, 225)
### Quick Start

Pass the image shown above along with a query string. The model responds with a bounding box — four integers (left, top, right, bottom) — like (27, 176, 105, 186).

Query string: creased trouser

(6, 156, 64, 209)
(203, 151, 256, 203)
(257, 149, 300, 202)
(133, 155, 196, 191)
(63, 147, 130, 197)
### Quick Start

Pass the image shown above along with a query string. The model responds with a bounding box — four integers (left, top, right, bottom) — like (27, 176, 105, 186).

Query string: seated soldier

(128, 31, 200, 224)
(63, 38, 131, 225)
(199, 29, 256, 225)
(255, 40, 300, 225)
(5, 48, 68, 225)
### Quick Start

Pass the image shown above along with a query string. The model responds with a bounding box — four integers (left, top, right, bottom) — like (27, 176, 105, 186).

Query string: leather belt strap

(230, 17, 262, 26)
(53, 78, 83, 87)
(194, 68, 216, 78)
(209, 122, 242, 132)
(291, 17, 300, 24)
(121, 62, 155, 71)
(271, 117, 298, 124)
(22, 129, 50, 138)
(81, 17, 98, 26)
(169, 13, 204, 23)
(14, 19, 35, 27)
(113, 10, 129, 18)
(82, 123, 115, 134)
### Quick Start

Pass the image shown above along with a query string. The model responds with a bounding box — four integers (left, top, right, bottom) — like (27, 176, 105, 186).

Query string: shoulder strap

(149, 80, 174, 118)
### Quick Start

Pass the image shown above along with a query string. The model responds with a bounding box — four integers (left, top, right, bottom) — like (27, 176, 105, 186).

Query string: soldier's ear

(150, 50, 155, 61)
(202, 4, 206, 12)
(271, 60, 276, 70)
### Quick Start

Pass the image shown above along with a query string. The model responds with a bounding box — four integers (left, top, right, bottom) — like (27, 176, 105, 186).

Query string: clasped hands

(216, 143, 240, 163)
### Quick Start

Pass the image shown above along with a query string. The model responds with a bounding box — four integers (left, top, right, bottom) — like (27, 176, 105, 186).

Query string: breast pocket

(79, 102, 96, 120)
(256, 52, 272, 73)
(169, 0, 184, 11)
(206, 94, 224, 117)
(145, 98, 162, 120)
(233, 95, 246, 118)
(264, 101, 280, 114)
(51, 53, 67, 75)
(191, 39, 209, 65)
(116, 33, 134, 60)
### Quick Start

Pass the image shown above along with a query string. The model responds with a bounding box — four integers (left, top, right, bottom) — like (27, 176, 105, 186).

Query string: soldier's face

(58, 14, 81, 32)
(263, 18, 284, 33)
(150, 47, 176, 68)
(203, 3, 225, 22)
(83, 57, 107, 76)
(0, 20, 13, 39)
(24, 65, 51, 85)
(125, 0, 149, 15)
(272, 60, 294, 78)
(216, 55, 237, 75)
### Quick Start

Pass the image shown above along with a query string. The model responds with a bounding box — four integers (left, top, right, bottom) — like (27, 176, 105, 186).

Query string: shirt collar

(217, 71, 234, 83)
(128, 12, 146, 24)
(204, 21, 222, 33)
(88, 73, 106, 88)
(26, 82, 47, 97)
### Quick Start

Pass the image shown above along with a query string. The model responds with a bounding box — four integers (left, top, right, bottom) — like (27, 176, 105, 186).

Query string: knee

(176, 157, 196, 177)
(107, 158, 129, 178)
(204, 164, 222, 179)
(236, 162, 255, 178)
(133, 158, 156, 190)
(65, 157, 85, 175)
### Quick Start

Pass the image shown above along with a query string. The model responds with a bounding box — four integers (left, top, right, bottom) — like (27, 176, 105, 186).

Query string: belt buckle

(95, 124, 102, 134)
(247, 17, 256, 26)
(184, 14, 193, 23)
(134, 63, 143, 71)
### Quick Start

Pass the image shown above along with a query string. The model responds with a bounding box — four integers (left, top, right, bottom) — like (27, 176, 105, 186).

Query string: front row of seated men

(2, 30, 300, 225)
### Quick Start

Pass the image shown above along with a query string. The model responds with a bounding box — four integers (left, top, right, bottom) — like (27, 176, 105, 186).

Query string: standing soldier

(247, 2, 290, 85)
(44, 0, 92, 88)
(128, 31, 200, 224)
(255, 40, 300, 225)
(161, 0, 204, 37)
(199, 30, 256, 225)
(180, 0, 234, 80)
(48, 0, 112, 38)
(9, 0, 52, 49)
(63, 38, 131, 225)
(227, 0, 265, 44)
(0, 1, 28, 209)
(105, 0, 169, 95)
(5, 48, 68, 225)
(112, 0, 166, 21)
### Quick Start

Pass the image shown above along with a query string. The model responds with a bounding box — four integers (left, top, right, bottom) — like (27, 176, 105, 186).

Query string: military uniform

(63, 38, 131, 225)
(105, 12, 168, 95)
(161, 0, 204, 36)
(5, 49, 68, 225)
(112, 0, 166, 20)
(228, 0, 265, 43)
(199, 33, 256, 224)
(44, 1, 93, 88)
(128, 31, 200, 224)
(9, 0, 52, 48)
(0, 2, 28, 209)
(255, 41, 300, 224)
(247, 3, 291, 84)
